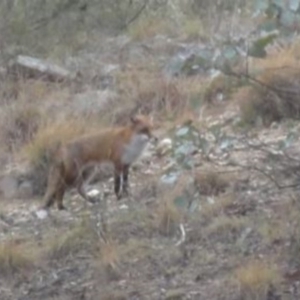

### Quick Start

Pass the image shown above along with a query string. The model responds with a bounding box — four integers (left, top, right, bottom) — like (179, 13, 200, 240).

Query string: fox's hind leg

(56, 184, 66, 210)
(43, 187, 56, 209)
(74, 165, 96, 203)
(42, 163, 64, 209)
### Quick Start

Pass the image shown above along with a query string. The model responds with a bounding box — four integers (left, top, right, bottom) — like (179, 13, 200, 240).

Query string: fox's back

(63, 127, 133, 165)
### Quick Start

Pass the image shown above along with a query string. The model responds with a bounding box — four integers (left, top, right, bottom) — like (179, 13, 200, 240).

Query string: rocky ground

(1, 11, 300, 299)
(1, 102, 300, 299)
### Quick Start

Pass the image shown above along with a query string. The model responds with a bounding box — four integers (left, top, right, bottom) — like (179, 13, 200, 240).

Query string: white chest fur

(121, 134, 150, 165)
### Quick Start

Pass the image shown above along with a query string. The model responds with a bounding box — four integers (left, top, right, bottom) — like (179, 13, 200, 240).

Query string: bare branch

(123, 0, 150, 29)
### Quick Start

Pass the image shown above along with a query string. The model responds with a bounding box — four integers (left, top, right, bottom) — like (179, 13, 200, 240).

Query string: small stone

(119, 204, 128, 210)
(156, 138, 173, 156)
(35, 209, 48, 220)
(87, 189, 100, 197)
(165, 288, 185, 300)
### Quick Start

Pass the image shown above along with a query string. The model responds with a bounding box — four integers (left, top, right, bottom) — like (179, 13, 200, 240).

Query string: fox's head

(130, 115, 157, 143)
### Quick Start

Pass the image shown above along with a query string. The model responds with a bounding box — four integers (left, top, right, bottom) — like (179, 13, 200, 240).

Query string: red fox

(42, 115, 156, 210)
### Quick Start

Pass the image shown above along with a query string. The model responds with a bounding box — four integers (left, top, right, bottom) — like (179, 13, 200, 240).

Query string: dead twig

(175, 223, 186, 247)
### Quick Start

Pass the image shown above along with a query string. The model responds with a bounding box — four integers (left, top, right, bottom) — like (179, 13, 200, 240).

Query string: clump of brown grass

(156, 198, 181, 236)
(128, 16, 175, 41)
(0, 239, 35, 278)
(283, 198, 300, 267)
(0, 78, 20, 101)
(200, 193, 235, 220)
(94, 238, 121, 281)
(205, 215, 248, 241)
(154, 176, 189, 236)
(0, 103, 41, 151)
(46, 221, 96, 261)
(236, 46, 300, 126)
(114, 68, 190, 122)
(194, 170, 230, 196)
(98, 239, 120, 270)
(181, 18, 206, 41)
(121, 238, 152, 262)
(258, 217, 287, 246)
(203, 73, 239, 104)
(234, 260, 281, 300)
(16, 79, 52, 103)
(0, 78, 52, 104)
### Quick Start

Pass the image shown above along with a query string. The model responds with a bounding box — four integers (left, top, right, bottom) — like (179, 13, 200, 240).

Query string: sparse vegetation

(96, 239, 120, 278)
(156, 197, 182, 236)
(45, 221, 97, 261)
(205, 215, 248, 239)
(234, 260, 281, 300)
(2, 0, 300, 299)
(236, 46, 300, 126)
(0, 239, 35, 278)
(194, 170, 230, 196)
(128, 16, 175, 41)
(0, 103, 41, 151)
(200, 192, 235, 220)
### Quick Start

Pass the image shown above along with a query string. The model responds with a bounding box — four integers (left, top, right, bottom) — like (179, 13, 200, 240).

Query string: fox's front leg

(114, 169, 121, 200)
(43, 165, 62, 209)
(114, 164, 130, 200)
(122, 164, 130, 197)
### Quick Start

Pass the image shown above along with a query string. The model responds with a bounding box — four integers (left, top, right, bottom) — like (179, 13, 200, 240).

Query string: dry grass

(156, 198, 182, 236)
(234, 260, 281, 300)
(258, 217, 287, 246)
(114, 68, 203, 123)
(194, 170, 230, 196)
(200, 193, 235, 220)
(97, 239, 120, 271)
(235, 45, 300, 126)
(0, 78, 52, 104)
(205, 215, 248, 238)
(154, 176, 189, 236)
(0, 78, 74, 156)
(15, 79, 53, 103)
(121, 238, 152, 262)
(0, 239, 36, 278)
(181, 18, 206, 41)
(45, 221, 97, 261)
(128, 16, 175, 41)
(202, 73, 240, 104)
(0, 103, 41, 151)
(282, 199, 300, 267)
(93, 238, 121, 282)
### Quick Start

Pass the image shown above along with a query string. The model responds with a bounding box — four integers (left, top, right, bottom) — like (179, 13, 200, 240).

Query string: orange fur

(42, 115, 155, 210)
